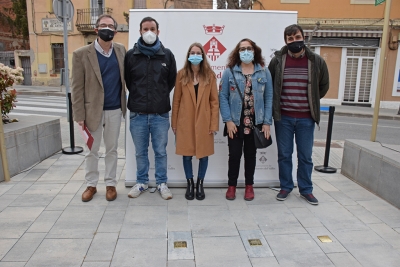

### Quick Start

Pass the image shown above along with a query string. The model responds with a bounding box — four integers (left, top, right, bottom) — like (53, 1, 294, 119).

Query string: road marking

(13, 106, 67, 113)
(17, 100, 67, 107)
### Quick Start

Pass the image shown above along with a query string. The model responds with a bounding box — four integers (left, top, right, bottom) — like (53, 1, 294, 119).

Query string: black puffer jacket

(124, 42, 177, 113)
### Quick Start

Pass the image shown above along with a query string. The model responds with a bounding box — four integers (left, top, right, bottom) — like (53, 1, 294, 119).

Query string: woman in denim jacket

(219, 38, 273, 201)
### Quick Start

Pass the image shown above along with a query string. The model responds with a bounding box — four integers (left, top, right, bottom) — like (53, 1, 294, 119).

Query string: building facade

(254, 0, 400, 108)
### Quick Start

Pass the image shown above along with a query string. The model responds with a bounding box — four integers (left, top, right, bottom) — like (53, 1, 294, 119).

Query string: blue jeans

(182, 156, 208, 179)
(129, 112, 170, 184)
(274, 115, 315, 194)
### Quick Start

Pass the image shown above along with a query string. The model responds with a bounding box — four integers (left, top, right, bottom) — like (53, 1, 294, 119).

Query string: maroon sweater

(280, 54, 311, 118)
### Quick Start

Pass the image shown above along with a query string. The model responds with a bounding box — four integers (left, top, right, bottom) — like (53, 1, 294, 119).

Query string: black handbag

(229, 68, 272, 149)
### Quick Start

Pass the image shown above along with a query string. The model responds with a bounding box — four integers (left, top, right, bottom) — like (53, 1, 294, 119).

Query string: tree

(217, 0, 264, 9)
(2, 0, 29, 43)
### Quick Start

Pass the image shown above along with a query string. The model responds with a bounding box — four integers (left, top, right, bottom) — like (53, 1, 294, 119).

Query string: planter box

(0, 115, 62, 181)
(341, 139, 400, 209)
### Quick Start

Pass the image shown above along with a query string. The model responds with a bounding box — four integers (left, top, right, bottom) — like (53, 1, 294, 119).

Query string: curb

(17, 91, 65, 97)
(321, 110, 400, 121)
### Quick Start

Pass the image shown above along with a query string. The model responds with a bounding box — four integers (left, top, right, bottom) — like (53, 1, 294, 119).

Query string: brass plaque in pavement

(174, 241, 187, 248)
(317, 236, 333, 243)
(248, 239, 262, 246)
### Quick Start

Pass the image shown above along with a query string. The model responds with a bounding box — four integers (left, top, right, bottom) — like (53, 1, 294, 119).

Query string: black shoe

(185, 178, 195, 200)
(196, 178, 205, 200)
(301, 193, 319, 205)
(276, 190, 290, 201)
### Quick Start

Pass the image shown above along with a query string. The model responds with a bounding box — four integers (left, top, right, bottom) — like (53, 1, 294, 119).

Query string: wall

(320, 47, 341, 99)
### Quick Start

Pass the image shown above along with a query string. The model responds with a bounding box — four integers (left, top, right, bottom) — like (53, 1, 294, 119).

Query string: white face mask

(142, 31, 157, 44)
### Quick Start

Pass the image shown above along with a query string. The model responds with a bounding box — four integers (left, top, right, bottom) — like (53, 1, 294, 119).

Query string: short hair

(140, 17, 159, 31)
(284, 24, 304, 42)
(227, 38, 265, 68)
(95, 14, 118, 29)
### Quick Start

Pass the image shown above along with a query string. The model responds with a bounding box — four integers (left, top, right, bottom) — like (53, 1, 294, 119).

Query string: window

(350, 0, 375, 4)
(52, 43, 64, 74)
(281, 0, 310, 3)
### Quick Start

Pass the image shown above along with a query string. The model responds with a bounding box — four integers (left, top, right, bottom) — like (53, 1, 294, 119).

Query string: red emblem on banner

(203, 37, 226, 62)
(203, 24, 225, 35)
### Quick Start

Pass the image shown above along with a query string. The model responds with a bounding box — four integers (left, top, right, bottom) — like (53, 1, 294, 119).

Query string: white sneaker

(128, 183, 148, 198)
(157, 183, 173, 200)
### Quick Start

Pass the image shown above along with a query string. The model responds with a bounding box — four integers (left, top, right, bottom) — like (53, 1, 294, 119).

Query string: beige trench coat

(71, 42, 127, 132)
(171, 70, 219, 159)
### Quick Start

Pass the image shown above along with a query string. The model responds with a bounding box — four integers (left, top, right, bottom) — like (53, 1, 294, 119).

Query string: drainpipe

(98, 0, 103, 16)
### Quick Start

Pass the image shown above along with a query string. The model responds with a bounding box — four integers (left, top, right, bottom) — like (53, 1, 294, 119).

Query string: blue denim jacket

(219, 64, 273, 126)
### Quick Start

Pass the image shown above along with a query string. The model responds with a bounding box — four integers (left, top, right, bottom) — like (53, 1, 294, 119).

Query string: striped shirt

(280, 54, 311, 118)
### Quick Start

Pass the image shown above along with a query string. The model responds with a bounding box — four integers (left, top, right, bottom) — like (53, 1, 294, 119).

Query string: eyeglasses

(99, 23, 116, 30)
(189, 52, 203, 56)
(239, 46, 254, 52)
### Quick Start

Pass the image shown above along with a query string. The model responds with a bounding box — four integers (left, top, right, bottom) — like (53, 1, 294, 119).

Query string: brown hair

(226, 38, 265, 68)
(179, 43, 215, 86)
(284, 24, 304, 43)
(95, 14, 118, 29)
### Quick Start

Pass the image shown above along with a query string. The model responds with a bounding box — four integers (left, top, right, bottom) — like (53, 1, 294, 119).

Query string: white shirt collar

(94, 39, 113, 57)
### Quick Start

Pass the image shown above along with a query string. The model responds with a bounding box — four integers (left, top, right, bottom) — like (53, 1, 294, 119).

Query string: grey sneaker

(128, 183, 148, 198)
(157, 183, 173, 200)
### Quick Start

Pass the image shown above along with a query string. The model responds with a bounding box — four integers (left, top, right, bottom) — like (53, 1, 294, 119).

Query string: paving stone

(25, 238, 91, 267)
(0, 194, 19, 212)
(326, 191, 358, 206)
(81, 262, 110, 267)
(249, 204, 307, 235)
(266, 233, 334, 266)
(9, 194, 55, 207)
(0, 262, 26, 267)
(4, 182, 33, 195)
(167, 260, 195, 267)
(229, 209, 259, 231)
(186, 189, 227, 207)
(168, 207, 191, 232)
(46, 208, 104, 239)
(306, 202, 369, 233)
(119, 205, 167, 238)
(19, 169, 47, 182)
(69, 168, 85, 181)
(188, 206, 238, 237)
(0, 184, 15, 196)
(0, 207, 44, 238)
(343, 187, 381, 202)
(111, 238, 167, 267)
(0, 239, 18, 261)
(332, 229, 400, 266)
(250, 257, 280, 267)
(32, 158, 57, 170)
(307, 185, 337, 203)
(127, 189, 168, 206)
(245, 188, 277, 206)
(26, 210, 62, 233)
(58, 181, 84, 194)
(290, 207, 324, 228)
(305, 226, 347, 253)
(367, 223, 400, 249)
(168, 231, 194, 260)
(313, 179, 339, 192)
(344, 205, 382, 224)
(193, 236, 251, 267)
(97, 210, 126, 233)
(37, 165, 80, 183)
(85, 233, 119, 261)
(357, 199, 400, 228)
(326, 252, 363, 267)
(2, 233, 46, 262)
(45, 194, 75, 211)
(239, 230, 273, 258)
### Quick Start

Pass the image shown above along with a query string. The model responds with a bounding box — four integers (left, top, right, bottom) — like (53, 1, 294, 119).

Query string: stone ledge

(0, 115, 62, 182)
(341, 139, 400, 209)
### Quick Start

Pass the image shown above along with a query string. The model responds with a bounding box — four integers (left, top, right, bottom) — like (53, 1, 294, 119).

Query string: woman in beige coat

(171, 42, 219, 201)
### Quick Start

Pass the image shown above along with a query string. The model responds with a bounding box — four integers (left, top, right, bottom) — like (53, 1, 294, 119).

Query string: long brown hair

(226, 38, 265, 68)
(180, 42, 215, 86)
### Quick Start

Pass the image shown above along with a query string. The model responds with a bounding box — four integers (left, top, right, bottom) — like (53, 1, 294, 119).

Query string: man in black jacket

(268, 24, 329, 205)
(125, 17, 177, 200)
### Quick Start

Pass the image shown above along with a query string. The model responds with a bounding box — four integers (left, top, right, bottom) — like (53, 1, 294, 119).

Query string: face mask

(188, 55, 203, 65)
(142, 31, 157, 44)
(98, 27, 115, 42)
(239, 50, 254, 64)
(287, 40, 305, 53)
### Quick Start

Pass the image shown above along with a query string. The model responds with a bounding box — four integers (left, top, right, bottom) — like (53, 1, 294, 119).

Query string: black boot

(196, 178, 205, 200)
(185, 178, 195, 200)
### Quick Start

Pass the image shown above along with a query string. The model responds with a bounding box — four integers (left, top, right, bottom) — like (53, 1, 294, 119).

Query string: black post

(62, 92, 83, 154)
(397, 104, 400, 115)
(314, 106, 337, 173)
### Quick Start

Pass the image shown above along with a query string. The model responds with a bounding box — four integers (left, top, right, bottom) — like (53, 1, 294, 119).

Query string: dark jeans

(227, 133, 257, 186)
(182, 156, 208, 179)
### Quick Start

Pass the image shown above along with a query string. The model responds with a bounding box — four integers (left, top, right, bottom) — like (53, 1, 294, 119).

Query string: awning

(304, 29, 382, 38)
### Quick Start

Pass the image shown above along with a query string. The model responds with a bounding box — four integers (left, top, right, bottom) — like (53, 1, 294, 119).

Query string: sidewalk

(14, 85, 400, 120)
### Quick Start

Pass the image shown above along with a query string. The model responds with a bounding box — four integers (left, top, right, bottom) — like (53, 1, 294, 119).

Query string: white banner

(125, 9, 298, 187)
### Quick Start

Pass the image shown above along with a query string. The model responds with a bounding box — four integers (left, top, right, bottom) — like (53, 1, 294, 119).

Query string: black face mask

(287, 40, 305, 53)
(98, 28, 115, 42)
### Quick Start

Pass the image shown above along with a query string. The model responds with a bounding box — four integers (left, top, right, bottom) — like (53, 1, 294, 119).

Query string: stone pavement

(0, 140, 400, 266)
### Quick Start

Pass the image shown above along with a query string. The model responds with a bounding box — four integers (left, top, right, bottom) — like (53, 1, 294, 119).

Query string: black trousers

(227, 133, 257, 186)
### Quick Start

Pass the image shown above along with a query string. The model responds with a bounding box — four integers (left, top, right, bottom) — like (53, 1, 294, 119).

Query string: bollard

(398, 105, 400, 115)
(315, 106, 337, 173)
(62, 92, 84, 154)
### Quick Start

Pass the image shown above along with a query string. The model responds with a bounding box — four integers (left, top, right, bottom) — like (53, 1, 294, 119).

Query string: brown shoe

(106, 186, 117, 201)
(82, 186, 97, 202)
(244, 185, 254, 201)
(226, 186, 236, 200)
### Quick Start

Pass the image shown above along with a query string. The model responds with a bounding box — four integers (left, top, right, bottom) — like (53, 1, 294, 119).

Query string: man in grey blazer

(72, 14, 126, 202)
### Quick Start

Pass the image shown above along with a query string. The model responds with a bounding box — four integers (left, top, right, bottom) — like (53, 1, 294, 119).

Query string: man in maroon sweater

(268, 24, 330, 205)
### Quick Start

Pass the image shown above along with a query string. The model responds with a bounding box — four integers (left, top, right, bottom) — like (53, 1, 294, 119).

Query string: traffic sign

(53, 0, 74, 23)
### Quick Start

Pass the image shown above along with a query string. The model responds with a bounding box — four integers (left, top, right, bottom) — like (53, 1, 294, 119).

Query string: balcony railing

(76, 8, 113, 33)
